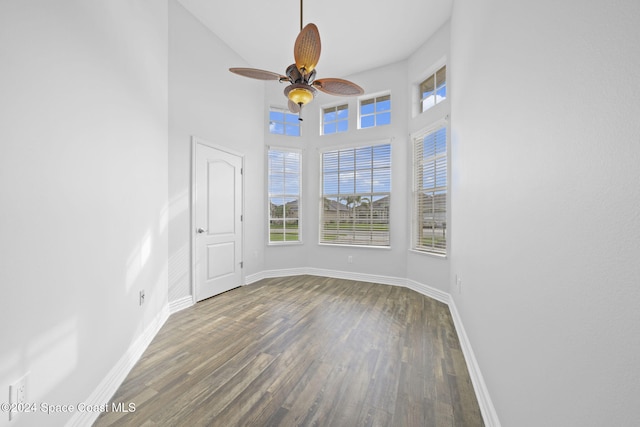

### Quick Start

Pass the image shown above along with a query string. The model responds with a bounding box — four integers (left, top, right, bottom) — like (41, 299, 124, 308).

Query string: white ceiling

(177, 0, 453, 79)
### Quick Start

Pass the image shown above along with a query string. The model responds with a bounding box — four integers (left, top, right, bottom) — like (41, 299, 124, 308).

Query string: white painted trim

(448, 297, 501, 427)
(246, 267, 448, 304)
(169, 295, 194, 313)
(245, 267, 308, 285)
(65, 305, 170, 427)
(405, 278, 449, 304)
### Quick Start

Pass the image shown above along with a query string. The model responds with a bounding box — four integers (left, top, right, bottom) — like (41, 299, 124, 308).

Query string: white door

(193, 140, 243, 302)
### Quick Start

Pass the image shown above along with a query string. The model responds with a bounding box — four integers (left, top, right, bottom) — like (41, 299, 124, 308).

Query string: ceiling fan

(229, 0, 364, 116)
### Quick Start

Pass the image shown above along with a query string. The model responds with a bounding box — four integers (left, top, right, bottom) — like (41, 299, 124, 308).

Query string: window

(268, 147, 301, 243)
(419, 65, 446, 113)
(320, 143, 391, 246)
(359, 94, 391, 129)
(413, 124, 447, 254)
(322, 104, 349, 135)
(269, 107, 300, 136)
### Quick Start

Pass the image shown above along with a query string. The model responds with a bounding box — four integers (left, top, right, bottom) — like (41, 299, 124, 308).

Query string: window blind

(414, 125, 447, 254)
(320, 143, 391, 246)
(268, 147, 301, 243)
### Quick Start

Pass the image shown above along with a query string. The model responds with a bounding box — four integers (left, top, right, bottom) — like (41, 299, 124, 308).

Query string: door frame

(190, 136, 245, 303)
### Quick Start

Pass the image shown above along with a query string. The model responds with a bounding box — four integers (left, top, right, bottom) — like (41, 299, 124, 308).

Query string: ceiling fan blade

(288, 100, 301, 113)
(229, 67, 286, 81)
(294, 23, 321, 73)
(313, 78, 364, 96)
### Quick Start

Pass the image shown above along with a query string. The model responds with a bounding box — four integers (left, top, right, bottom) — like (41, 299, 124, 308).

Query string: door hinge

(240, 214, 243, 221)
(240, 261, 244, 268)
(240, 168, 243, 175)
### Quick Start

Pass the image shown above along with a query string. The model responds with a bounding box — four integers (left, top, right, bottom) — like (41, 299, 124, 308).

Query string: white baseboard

(245, 267, 308, 284)
(248, 267, 449, 304)
(65, 304, 170, 427)
(448, 298, 501, 427)
(169, 295, 194, 313)
(404, 278, 449, 304)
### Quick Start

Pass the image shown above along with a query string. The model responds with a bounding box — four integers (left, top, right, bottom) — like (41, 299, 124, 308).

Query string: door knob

(197, 228, 207, 234)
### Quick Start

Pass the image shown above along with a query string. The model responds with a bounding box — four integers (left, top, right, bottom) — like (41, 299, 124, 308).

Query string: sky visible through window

(323, 104, 348, 135)
(360, 95, 391, 129)
(420, 65, 446, 112)
(322, 145, 391, 197)
(269, 109, 300, 136)
(268, 150, 301, 207)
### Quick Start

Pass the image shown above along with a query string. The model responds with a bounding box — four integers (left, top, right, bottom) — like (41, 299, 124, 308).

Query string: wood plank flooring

(93, 275, 484, 426)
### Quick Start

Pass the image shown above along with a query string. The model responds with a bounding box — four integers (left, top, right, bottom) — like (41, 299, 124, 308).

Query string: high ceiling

(177, 0, 453, 79)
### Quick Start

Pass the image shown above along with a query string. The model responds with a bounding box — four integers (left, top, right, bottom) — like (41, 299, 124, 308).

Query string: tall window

(269, 107, 300, 136)
(359, 94, 391, 129)
(320, 144, 391, 246)
(413, 124, 447, 254)
(268, 147, 301, 243)
(322, 104, 349, 135)
(419, 65, 446, 113)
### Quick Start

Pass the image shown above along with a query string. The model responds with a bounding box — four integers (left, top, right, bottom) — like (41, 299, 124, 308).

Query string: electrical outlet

(456, 275, 462, 293)
(347, 255, 353, 264)
(139, 290, 145, 306)
(9, 373, 28, 421)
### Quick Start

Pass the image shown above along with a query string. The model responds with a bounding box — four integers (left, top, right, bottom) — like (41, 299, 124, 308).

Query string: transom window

(269, 107, 300, 136)
(268, 147, 301, 243)
(359, 94, 391, 129)
(320, 143, 391, 246)
(322, 104, 348, 135)
(413, 124, 447, 254)
(419, 65, 446, 113)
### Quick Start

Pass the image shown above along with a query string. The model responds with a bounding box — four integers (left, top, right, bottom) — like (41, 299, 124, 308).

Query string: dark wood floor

(94, 275, 484, 426)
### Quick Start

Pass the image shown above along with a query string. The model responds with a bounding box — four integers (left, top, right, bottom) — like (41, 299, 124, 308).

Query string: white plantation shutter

(413, 123, 447, 254)
(320, 143, 391, 246)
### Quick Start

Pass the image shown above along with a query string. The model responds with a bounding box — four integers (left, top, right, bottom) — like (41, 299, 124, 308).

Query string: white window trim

(412, 58, 447, 118)
(266, 145, 303, 245)
(357, 91, 392, 130)
(410, 118, 448, 256)
(320, 102, 350, 136)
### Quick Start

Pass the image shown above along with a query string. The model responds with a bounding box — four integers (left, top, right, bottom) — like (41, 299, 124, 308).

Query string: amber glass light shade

(287, 87, 314, 105)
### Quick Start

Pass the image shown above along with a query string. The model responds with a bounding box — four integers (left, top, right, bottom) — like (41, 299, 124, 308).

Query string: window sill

(268, 241, 304, 247)
(318, 243, 392, 250)
(408, 248, 447, 259)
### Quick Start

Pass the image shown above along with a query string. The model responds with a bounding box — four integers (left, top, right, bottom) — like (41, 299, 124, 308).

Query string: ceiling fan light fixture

(229, 0, 363, 112)
(284, 83, 316, 106)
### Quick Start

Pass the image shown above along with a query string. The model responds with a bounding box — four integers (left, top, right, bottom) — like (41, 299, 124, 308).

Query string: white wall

(168, 0, 265, 304)
(450, 0, 640, 425)
(263, 61, 414, 281)
(0, 1, 169, 426)
(262, 27, 452, 293)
